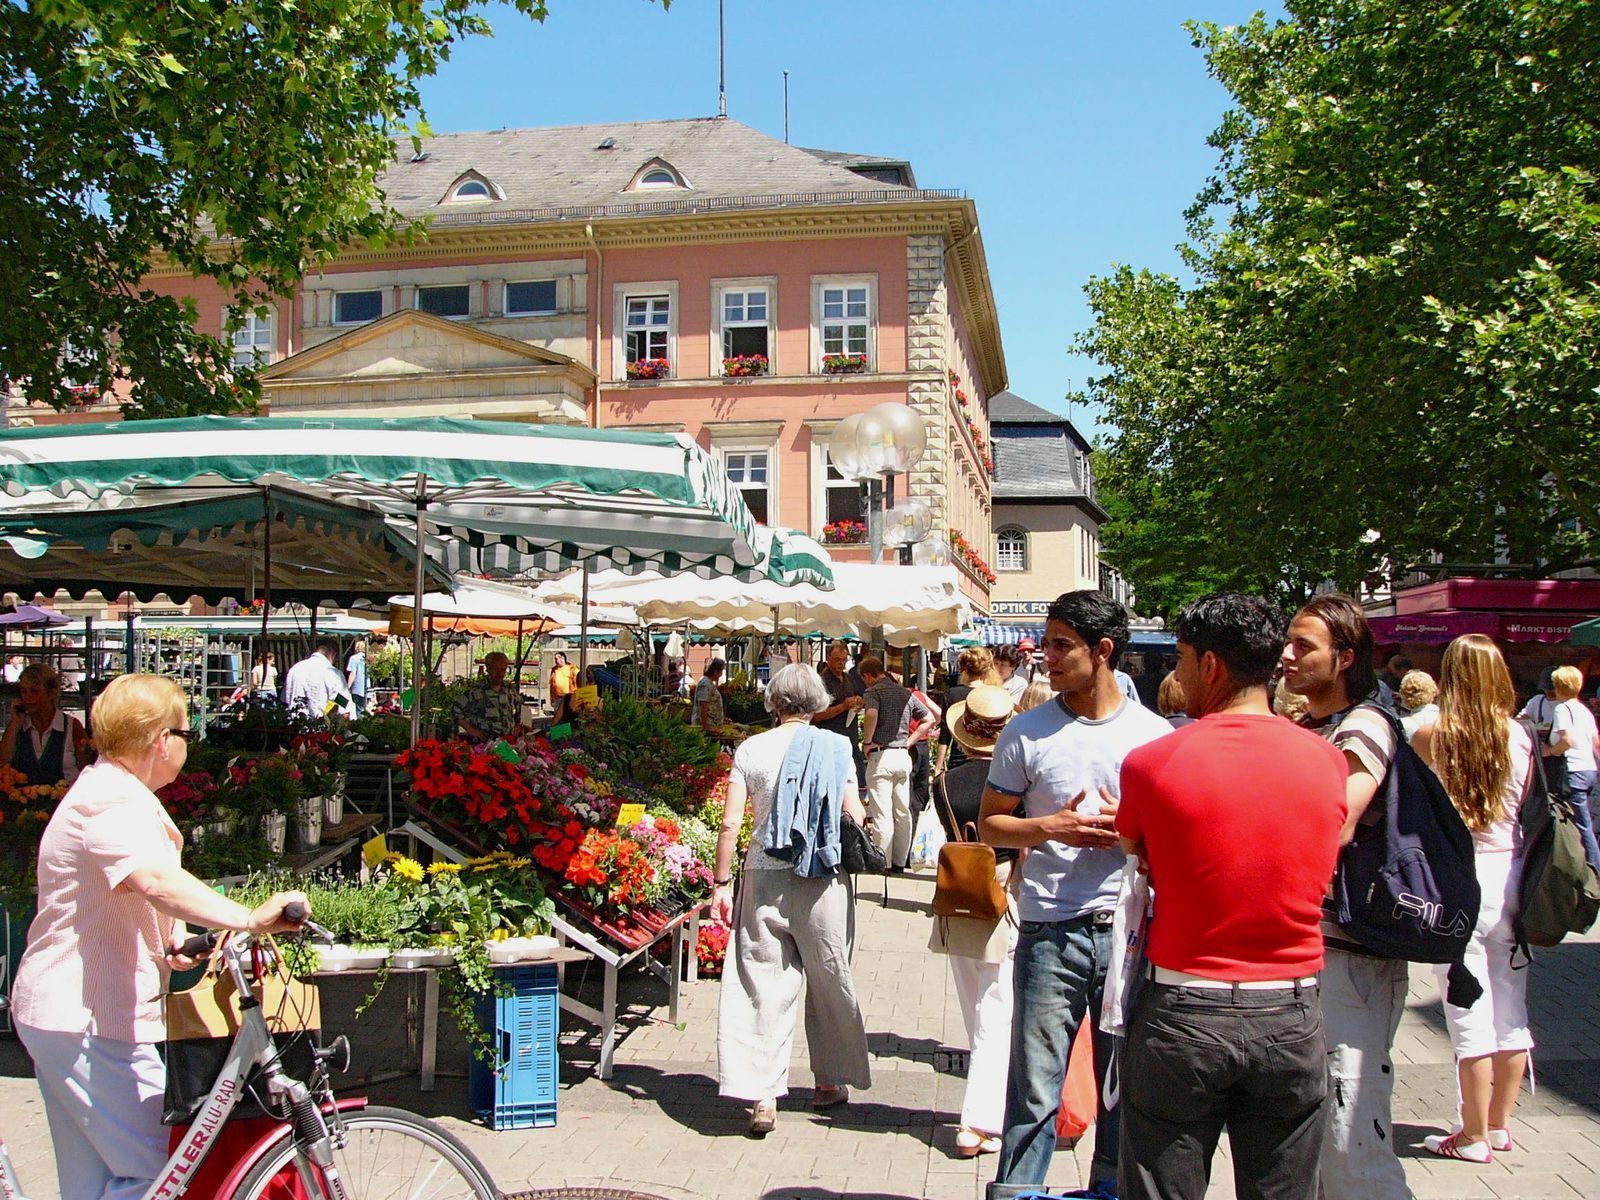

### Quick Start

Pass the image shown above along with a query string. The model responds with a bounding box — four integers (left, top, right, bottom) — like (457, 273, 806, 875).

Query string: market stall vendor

(456, 651, 523, 742)
(0, 663, 91, 786)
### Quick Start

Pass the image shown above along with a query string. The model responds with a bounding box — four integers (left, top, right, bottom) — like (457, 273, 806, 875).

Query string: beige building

(988, 392, 1110, 620)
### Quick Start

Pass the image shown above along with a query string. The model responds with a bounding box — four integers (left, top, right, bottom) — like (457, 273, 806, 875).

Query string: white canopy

(534, 563, 971, 649)
(384, 577, 637, 633)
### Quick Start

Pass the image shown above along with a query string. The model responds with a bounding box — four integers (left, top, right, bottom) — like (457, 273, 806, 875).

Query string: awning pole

(578, 565, 592, 680)
(259, 486, 272, 647)
(409, 478, 428, 746)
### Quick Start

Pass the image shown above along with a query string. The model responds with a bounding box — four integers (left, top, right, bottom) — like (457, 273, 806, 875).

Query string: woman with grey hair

(713, 663, 872, 1135)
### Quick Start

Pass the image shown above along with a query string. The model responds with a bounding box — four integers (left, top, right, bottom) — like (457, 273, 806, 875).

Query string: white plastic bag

(1101, 859, 1152, 1038)
(908, 804, 946, 870)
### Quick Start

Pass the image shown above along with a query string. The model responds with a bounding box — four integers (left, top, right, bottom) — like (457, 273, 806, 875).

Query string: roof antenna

(718, 0, 727, 118)
(783, 70, 790, 143)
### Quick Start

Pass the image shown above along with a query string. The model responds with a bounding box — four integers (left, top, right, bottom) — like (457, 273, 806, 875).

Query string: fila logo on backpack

(1332, 704, 1481, 963)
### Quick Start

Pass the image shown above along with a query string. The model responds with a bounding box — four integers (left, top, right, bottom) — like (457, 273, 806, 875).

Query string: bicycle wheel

(232, 1106, 498, 1200)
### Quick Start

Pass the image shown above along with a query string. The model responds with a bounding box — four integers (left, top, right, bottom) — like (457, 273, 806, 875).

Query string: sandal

(1452, 1123, 1514, 1151)
(748, 1099, 777, 1136)
(1423, 1131, 1492, 1163)
(812, 1085, 850, 1111)
(955, 1128, 1001, 1158)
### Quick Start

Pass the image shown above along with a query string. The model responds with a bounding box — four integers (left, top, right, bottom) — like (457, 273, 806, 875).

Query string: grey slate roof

(990, 391, 1102, 509)
(381, 118, 916, 224)
(799, 147, 918, 188)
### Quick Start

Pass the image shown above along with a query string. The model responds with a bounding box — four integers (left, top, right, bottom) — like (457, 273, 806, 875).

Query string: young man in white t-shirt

(978, 591, 1171, 1198)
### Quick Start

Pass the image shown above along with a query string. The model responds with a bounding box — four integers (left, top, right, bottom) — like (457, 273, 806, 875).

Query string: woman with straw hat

(931, 683, 1020, 1157)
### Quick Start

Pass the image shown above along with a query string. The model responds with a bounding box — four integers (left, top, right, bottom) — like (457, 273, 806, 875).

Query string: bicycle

(0, 904, 499, 1200)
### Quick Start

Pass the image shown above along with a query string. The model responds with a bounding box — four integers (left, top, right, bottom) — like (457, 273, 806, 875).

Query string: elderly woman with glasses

(12, 674, 306, 1200)
(1, 662, 93, 787)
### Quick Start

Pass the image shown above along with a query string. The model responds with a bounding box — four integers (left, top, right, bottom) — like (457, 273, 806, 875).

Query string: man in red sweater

(1116, 593, 1347, 1200)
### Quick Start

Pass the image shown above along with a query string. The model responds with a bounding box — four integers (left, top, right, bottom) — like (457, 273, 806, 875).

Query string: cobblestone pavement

(4, 873, 1598, 1199)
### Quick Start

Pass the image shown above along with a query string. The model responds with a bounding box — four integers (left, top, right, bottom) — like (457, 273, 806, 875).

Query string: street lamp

(827, 402, 930, 566)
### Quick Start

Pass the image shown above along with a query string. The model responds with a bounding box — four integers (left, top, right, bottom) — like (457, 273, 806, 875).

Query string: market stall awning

(0, 602, 69, 629)
(384, 577, 634, 637)
(0, 416, 833, 587)
(957, 619, 1177, 651)
(1368, 611, 1589, 645)
(535, 562, 967, 649)
(0, 483, 450, 605)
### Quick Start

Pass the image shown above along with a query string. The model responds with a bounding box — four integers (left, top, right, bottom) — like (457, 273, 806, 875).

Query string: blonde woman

(1412, 636, 1534, 1163)
(1017, 679, 1054, 714)
(1, 662, 91, 786)
(1156, 670, 1194, 729)
(1399, 670, 1440, 742)
(1546, 665, 1600, 874)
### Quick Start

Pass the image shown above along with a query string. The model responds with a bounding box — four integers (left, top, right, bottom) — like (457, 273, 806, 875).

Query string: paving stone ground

(4, 872, 1598, 1200)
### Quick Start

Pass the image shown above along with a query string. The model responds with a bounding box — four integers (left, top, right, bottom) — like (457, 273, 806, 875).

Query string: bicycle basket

(160, 952, 321, 1127)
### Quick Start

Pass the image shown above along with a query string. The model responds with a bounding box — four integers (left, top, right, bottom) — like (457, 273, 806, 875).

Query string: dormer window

(626, 158, 688, 192)
(441, 170, 501, 204)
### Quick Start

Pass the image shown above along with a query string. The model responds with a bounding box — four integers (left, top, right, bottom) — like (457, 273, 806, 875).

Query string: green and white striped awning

(0, 416, 833, 588)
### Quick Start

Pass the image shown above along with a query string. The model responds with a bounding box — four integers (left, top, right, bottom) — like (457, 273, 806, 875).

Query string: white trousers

(1434, 849, 1532, 1059)
(950, 923, 1018, 1135)
(866, 747, 914, 866)
(17, 1023, 170, 1200)
(717, 867, 872, 1101)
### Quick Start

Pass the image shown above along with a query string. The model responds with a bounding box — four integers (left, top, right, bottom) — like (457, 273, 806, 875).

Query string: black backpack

(1514, 724, 1600, 955)
(1331, 705, 1481, 963)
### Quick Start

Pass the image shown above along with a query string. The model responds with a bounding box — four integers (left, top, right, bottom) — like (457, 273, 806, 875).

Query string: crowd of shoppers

(708, 588, 1598, 1200)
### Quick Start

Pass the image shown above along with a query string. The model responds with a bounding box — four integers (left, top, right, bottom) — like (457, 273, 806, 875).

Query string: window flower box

(722, 355, 769, 378)
(822, 519, 868, 546)
(626, 357, 670, 381)
(821, 354, 869, 375)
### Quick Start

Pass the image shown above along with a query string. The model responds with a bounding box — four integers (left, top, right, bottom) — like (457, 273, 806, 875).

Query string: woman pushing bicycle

(11, 674, 307, 1200)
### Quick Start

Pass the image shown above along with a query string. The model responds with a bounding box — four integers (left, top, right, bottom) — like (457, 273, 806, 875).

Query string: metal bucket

(260, 811, 287, 855)
(289, 797, 323, 853)
(322, 792, 344, 826)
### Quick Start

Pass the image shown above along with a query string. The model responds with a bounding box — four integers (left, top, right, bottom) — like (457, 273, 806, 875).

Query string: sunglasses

(166, 727, 199, 743)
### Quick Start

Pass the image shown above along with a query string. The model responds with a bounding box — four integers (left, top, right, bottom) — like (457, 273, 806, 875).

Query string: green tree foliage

(1083, 1, 1600, 603)
(0, 0, 556, 417)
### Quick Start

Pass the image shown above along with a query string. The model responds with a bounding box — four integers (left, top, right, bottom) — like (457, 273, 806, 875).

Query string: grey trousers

(1317, 950, 1413, 1200)
(717, 867, 873, 1101)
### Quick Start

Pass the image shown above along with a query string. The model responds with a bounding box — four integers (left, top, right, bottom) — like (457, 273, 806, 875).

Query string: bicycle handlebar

(174, 901, 335, 960)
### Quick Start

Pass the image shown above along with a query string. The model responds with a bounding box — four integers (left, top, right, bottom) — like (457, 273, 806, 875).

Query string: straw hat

(947, 684, 1018, 755)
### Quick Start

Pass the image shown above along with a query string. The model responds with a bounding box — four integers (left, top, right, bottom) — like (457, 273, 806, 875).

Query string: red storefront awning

(1368, 611, 1586, 646)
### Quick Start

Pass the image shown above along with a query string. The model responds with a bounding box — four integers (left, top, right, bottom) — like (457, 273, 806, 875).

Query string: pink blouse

(13, 761, 184, 1043)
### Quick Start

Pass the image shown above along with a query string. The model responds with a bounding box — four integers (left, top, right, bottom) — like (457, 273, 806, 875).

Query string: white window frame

(807, 430, 868, 538)
(996, 526, 1028, 573)
(811, 275, 877, 372)
(712, 277, 776, 374)
(613, 282, 678, 379)
(504, 278, 559, 317)
(333, 288, 385, 326)
(227, 307, 275, 369)
(721, 447, 775, 526)
(415, 283, 473, 320)
(708, 424, 783, 529)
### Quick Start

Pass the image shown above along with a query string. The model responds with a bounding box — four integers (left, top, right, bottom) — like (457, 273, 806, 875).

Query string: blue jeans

(1567, 769, 1600, 876)
(992, 913, 1118, 1193)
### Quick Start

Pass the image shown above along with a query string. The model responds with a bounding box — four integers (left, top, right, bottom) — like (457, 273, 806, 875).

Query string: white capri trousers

(948, 924, 1018, 1135)
(17, 1023, 170, 1200)
(1434, 848, 1533, 1059)
(717, 866, 872, 1101)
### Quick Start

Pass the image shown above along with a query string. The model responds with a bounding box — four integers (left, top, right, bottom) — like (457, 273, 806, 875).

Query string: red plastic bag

(1055, 1016, 1096, 1140)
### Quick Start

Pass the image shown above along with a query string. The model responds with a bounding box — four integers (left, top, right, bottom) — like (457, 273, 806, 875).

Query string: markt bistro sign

(990, 601, 1050, 618)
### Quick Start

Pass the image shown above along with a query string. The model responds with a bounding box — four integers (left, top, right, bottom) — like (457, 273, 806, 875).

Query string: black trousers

(1120, 981, 1327, 1200)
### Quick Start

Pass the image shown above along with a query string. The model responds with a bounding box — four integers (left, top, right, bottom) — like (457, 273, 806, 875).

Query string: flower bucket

(322, 792, 344, 826)
(289, 796, 323, 853)
(197, 815, 236, 842)
(260, 811, 287, 855)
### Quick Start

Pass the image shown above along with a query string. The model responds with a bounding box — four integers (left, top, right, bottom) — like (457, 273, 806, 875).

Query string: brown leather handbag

(931, 776, 1008, 921)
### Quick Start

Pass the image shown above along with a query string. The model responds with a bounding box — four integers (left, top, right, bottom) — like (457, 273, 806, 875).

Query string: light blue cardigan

(762, 724, 853, 877)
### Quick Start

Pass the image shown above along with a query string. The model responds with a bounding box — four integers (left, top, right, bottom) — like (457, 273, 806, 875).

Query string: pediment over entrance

(261, 309, 593, 425)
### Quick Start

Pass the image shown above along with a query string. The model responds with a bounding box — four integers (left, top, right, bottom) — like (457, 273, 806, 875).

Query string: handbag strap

(935, 772, 968, 844)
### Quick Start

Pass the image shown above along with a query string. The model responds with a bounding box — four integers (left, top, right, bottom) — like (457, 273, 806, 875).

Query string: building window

(996, 527, 1028, 572)
(625, 294, 671, 366)
(454, 180, 490, 199)
(823, 449, 865, 528)
(417, 284, 471, 319)
(718, 283, 772, 362)
(627, 159, 688, 191)
(333, 289, 383, 325)
(814, 277, 874, 369)
(505, 279, 557, 316)
(229, 309, 274, 369)
(723, 450, 772, 524)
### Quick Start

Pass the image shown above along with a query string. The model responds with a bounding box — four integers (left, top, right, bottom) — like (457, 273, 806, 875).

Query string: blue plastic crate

(468, 962, 559, 1130)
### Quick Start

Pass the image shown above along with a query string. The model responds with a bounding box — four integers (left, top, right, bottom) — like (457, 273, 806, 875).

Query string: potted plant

(821, 353, 868, 374)
(822, 518, 867, 545)
(625, 357, 670, 381)
(291, 732, 349, 826)
(721, 354, 768, 378)
(223, 754, 307, 853)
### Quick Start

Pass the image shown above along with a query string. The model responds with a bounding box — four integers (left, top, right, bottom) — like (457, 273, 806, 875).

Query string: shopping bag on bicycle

(161, 940, 321, 1126)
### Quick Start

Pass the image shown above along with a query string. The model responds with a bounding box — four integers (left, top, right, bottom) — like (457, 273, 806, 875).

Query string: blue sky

(420, 0, 1284, 435)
